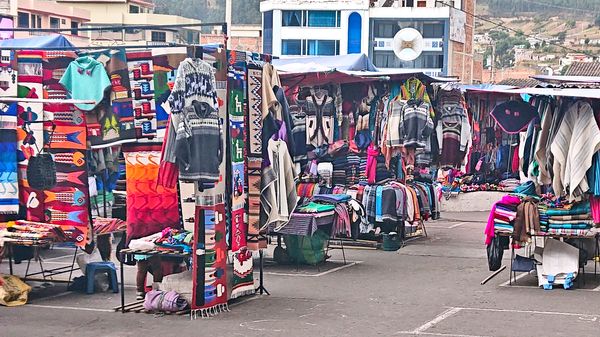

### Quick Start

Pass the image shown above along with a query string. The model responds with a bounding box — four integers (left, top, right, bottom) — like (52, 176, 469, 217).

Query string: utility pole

(490, 41, 496, 83)
(225, 0, 232, 49)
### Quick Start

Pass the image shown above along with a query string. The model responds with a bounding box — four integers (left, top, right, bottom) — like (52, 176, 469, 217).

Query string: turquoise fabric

(59, 56, 111, 111)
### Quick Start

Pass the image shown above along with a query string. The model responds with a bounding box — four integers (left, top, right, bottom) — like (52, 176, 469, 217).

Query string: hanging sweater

(175, 101, 222, 182)
(168, 58, 218, 114)
(400, 101, 433, 148)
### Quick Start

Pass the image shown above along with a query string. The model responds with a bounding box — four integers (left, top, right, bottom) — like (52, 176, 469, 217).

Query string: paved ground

(2, 212, 600, 337)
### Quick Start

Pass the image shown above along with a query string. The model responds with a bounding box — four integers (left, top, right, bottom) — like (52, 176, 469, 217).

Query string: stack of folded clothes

(332, 157, 348, 186)
(346, 154, 361, 185)
(493, 203, 518, 234)
(358, 154, 368, 183)
(544, 202, 595, 236)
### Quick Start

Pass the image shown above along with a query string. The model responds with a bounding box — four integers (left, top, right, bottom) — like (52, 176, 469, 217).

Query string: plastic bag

(76, 248, 103, 274)
(486, 235, 504, 271)
(0, 274, 32, 307)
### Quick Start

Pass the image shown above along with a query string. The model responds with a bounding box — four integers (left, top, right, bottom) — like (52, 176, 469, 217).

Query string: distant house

(564, 61, 600, 77)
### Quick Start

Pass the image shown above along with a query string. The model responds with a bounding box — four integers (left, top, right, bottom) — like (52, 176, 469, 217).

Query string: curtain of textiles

(42, 51, 91, 246)
(126, 51, 157, 139)
(123, 147, 179, 240)
(246, 60, 267, 251)
(84, 49, 135, 149)
(152, 47, 187, 130)
(191, 48, 229, 314)
(17, 51, 46, 222)
(227, 50, 254, 299)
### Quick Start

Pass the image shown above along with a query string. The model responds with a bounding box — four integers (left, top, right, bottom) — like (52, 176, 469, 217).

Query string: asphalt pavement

(1, 212, 600, 337)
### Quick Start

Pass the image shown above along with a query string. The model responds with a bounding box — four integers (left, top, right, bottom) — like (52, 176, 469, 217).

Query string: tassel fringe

(190, 303, 230, 320)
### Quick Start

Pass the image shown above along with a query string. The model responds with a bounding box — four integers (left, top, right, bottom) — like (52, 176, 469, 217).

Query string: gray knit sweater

(175, 102, 223, 182)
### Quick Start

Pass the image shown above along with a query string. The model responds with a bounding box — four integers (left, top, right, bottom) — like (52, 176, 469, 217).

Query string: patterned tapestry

(0, 50, 18, 97)
(123, 148, 180, 240)
(42, 51, 91, 246)
(247, 66, 263, 157)
(227, 50, 255, 299)
(152, 47, 186, 129)
(191, 48, 230, 317)
(17, 51, 45, 223)
(0, 103, 18, 214)
(85, 49, 136, 148)
(127, 51, 157, 139)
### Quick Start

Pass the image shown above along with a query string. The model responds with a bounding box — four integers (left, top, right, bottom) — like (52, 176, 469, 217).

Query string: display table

(496, 232, 600, 286)
(117, 248, 191, 314)
(3, 240, 78, 284)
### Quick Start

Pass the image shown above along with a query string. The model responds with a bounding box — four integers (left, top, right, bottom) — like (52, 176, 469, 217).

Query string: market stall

(259, 54, 459, 262)
(480, 81, 600, 289)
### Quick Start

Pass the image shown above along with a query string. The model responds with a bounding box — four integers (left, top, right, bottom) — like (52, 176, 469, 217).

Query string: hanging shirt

(59, 56, 111, 111)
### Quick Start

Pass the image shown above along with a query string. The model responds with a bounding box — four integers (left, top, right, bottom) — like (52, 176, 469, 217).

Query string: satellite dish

(393, 28, 424, 62)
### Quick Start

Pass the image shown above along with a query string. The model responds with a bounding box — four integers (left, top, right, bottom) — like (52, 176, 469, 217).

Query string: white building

(260, 0, 477, 82)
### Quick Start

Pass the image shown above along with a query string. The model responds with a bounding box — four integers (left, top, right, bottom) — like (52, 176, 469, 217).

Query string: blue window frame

(282, 39, 302, 55)
(282, 10, 302, 27)
(347, 12, 362, 54)
(307, 40, 338, 56)
(307, 11, 340, 27)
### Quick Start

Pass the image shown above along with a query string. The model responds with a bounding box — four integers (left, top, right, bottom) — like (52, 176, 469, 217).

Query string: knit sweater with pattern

(168, 58, 218, 114)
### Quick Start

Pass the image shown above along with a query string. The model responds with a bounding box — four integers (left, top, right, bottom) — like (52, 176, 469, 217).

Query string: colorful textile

(40, 51, 91, 247)
(247, 66, 263, 156)
(192, 204, 228, 316)
(0, 50, 18, 97)
(127, 51, 157, 139)
(0, 103, 18, 214)
(84, 49, 136, 148)
(124, 149, 180, 240)
(247, 158, 266, 250)
(17, 51, 45, 223)
(228, 53, 254, 299)
(153, 47, 186, 129)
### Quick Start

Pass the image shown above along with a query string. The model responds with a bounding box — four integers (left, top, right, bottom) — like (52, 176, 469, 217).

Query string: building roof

(564, 62, 600, 77)
(497, 78, 541, 88)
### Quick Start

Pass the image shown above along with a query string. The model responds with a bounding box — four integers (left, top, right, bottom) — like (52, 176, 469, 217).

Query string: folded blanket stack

(542, 202, 594, 234)
(493, 203, 518, 234)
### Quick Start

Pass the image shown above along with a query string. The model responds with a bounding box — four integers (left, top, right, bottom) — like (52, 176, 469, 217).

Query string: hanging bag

(26, 123, 57, 190)
(486, 235, 504, 272)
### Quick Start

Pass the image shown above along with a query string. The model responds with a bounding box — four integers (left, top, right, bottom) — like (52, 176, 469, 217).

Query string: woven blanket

(124, 149, 180, 240)
(127, 51, 157, 139)
(228, 53, 255, 299)
(192, 204, 228, 316)
(0, 103, 18, 214)
(247, 67, 263, 156)
(0, 49, 17, 97)
(84, 49, 136, 148)
(41, 51, 91, 247)
(17, 51, 45, 222)
(153, 48, 186, 129)
(247, 157, 267, 250)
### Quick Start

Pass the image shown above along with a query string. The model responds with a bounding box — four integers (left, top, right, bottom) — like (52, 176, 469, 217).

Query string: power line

(434, 1, 594, 57)
(520, 0, 595, 14)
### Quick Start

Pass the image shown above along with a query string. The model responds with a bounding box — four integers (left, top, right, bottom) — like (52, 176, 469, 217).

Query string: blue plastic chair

(86, 262, 119, 294)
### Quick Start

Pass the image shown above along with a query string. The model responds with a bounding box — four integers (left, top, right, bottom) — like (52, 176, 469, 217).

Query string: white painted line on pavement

(456, 306, 600, 319)
(404, 332, 490, 337)
(448, 222, 469, 229)
(26, 304, 113, 312)
(498, 272, 531, 286)
(265, 261, 361, 277)
(592, 284, 600, 292)
(397, 307, 462, 335)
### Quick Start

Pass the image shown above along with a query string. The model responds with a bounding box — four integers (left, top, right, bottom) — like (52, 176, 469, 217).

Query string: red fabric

(366, 145, 379, 184)
(511, 144, 520, 173)
(157, 115, 178, 189)
(591, 196, 600, 224)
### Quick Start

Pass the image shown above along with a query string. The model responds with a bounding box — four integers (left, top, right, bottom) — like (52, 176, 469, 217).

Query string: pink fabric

(157, 115, 178, 189)
(485, 195, 521, 245)
(366, 145, 379, 184)
(591, 196, 600, 224)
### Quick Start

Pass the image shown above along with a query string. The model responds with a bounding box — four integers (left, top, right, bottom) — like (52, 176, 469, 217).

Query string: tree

(596, 15, 600, 27)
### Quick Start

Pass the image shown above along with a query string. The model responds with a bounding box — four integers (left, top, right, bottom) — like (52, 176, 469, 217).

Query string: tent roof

(273, 54, 456, 86)
(464, 85, 600, 99)
(273, 54, 378, 73)
(0, 35, 75, 48)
